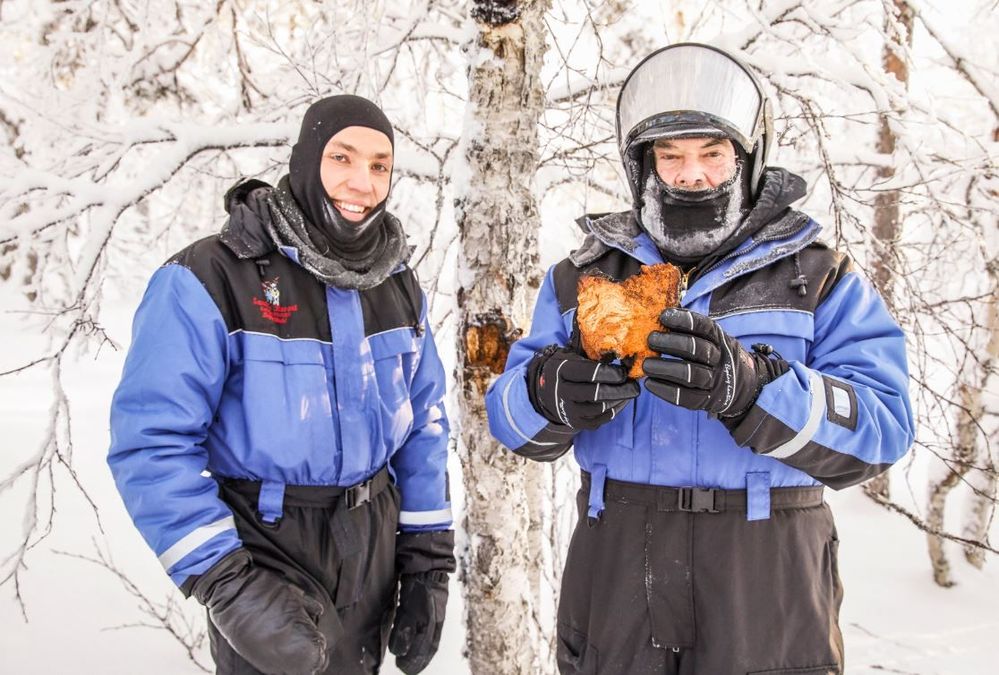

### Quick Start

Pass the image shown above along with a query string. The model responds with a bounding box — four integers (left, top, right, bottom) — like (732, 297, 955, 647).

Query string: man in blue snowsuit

(109, 96, 454, 675)
(486, 43, 914, 674)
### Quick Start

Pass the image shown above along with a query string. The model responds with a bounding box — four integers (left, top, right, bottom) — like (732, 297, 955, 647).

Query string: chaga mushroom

(576, 263, 683, 379)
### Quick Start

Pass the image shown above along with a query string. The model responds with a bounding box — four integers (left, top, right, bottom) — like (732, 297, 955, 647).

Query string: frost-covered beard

(639, 162, 748, 265)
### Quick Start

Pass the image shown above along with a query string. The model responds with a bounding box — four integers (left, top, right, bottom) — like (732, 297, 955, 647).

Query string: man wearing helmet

(487, 44, 913, 674)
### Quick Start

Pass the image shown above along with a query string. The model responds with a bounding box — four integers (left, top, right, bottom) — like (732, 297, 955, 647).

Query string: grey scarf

(264, 177, 409, 291)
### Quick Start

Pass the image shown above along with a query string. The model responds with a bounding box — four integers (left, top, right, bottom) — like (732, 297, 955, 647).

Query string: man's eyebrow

(327, 140, 392, 161)
(327, 140, 357, 154)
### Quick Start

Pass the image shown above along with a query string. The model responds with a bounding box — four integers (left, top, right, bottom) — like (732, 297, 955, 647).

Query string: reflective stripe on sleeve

(398, 507, 453, 526)
(764, 370, 826, 459)
(157, 516, 236, 571)
(501, 377, 562, 447)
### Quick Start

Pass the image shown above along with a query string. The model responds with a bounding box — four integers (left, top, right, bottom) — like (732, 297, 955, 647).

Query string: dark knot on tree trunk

(472, 0, 522, 26)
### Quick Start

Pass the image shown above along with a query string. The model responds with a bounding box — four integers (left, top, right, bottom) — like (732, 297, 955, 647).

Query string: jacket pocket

(578, 393, 635, 452)
(368, 329, 420, 449)
(368, 328, 421, 406)
(716, 309, 814, 364)
(556, 623, 598, 675)
(232, 334, 336, 475)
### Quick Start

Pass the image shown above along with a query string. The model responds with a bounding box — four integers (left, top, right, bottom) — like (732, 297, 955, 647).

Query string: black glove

(191, 549, 329, 675)
(390, 531, 456, 674)
(389, 571, 449, 674)
(527, 345, 641, 430)
(643, 308, 789, 422)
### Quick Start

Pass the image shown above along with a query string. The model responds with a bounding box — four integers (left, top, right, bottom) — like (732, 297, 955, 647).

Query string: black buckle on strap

(678, 487, 720, 513)
(346, 478, 372, 510)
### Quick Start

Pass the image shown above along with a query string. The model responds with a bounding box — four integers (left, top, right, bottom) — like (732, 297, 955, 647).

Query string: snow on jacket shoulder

(109, 231, 451, 587)
(486, 212, 914, 516)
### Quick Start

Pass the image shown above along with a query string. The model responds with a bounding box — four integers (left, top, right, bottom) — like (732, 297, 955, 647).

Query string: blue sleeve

(390, 299, 452, 532)
(731, 271, 915, 488)
(485, 266, 576, 460)
(108, 263, 241, 587)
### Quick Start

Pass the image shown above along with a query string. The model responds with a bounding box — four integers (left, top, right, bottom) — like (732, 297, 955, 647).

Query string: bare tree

(0, 0, 465, 662)
(864, 0, 915, 501)
(3, 0, 998, 670)
(720, 0, 999, 578)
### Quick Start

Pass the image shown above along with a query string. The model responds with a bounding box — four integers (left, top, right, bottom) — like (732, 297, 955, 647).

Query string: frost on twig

(0, 0, 465, 629)
(53, 541, 211, 672)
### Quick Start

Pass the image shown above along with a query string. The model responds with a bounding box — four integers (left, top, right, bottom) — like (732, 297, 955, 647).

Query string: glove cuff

(189, 548, 252, 605)
(718, 351, 790, 427)
(526, 344, 560, 421)
(396, 530, 456, 577)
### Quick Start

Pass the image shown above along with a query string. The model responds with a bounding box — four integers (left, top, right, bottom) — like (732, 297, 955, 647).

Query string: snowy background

(2, 0, 997, 673)
(2, 299, 999, 674)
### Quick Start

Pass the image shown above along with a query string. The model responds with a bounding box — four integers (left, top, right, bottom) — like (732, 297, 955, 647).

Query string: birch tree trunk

(925, 310, 995, 583)
(925, 121, 999, 584)
(927, 257, 999, 584)
(456, 1, 551, 672)
(960, 265, 998, 568)
(864, 0, 913, 501)
(962, 167, 999, 568)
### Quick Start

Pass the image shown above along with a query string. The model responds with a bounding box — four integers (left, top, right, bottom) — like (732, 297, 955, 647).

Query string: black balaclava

(288, 94, 395, 262)
(264, 95, 409, 291)
(638, 137, 753, 267)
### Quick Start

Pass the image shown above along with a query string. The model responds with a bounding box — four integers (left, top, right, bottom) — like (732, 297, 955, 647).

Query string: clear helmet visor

(616, 44, 766, 156)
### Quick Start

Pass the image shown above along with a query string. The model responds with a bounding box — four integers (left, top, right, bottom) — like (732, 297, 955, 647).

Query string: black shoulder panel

(359, 267, 424, 336)
(552, 250, 644, 314)
(709, 243, 851, 318)
(166, 236, 331, 341)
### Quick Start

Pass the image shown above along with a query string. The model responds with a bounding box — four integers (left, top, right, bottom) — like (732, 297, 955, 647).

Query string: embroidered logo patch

(262, 278, 280, 306)
(253, 276, 299, 324)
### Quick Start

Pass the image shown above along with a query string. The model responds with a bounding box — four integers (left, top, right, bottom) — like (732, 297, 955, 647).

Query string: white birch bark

(960, 259, 999, 569)
(455, 1, 551, 673)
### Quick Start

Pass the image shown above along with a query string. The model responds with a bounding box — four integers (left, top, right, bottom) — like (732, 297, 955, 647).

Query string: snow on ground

(1, 287, 996, 674)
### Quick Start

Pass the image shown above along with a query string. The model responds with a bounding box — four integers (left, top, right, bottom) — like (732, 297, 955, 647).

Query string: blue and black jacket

(108, 190, 451, 588)
(487, 179, 914, 522)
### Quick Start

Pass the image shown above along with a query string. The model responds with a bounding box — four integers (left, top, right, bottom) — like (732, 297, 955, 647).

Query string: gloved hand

(191, 549, 329, 675)
(643, 308, 789, 421)
(527, 345, 641, 430)
(390, 531, 456, 675)
(389, 571, 449, 674)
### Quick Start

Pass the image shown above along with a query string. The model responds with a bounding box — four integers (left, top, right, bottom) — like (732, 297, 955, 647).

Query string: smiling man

(109, 95, 454, 675)
(487, 43, 914, 674)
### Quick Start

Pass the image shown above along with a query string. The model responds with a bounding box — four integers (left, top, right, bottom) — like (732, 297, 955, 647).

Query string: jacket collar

(579, 210, 820, 307)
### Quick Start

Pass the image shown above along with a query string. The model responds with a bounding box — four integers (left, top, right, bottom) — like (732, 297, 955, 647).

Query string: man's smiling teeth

(335, 201, 367, 214)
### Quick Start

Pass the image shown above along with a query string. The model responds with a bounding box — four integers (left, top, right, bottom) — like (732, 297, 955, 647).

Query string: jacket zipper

(678, 266, 696, 303)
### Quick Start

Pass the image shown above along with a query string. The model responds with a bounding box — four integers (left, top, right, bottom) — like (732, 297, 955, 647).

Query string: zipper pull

(678, 266, 696, 303)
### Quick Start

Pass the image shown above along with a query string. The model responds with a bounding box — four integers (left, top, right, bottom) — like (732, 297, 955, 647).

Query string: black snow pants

(208, 468, 400, 675)
(557, 473, 844, 675)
